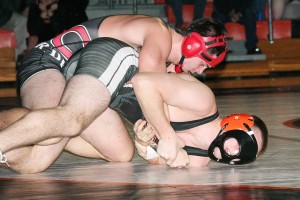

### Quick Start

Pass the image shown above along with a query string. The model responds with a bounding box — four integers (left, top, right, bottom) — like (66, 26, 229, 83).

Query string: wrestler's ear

(181, 32, 203, 58)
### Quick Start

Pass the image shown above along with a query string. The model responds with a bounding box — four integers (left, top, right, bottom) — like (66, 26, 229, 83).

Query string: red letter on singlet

(51, 25, 91, 59)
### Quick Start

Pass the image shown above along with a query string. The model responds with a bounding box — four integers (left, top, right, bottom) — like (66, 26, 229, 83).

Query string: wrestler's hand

(157, 135, 188, 166)
(229, 9, 242, 22)
(134, 139, 148, 159)
(169, 148, 189, 168)
(134, 139, 159, 161)
(133, 119, 156, 144)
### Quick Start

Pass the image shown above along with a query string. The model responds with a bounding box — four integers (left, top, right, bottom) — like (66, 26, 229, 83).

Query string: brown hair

(252, 115, 268, 155)
(180, 17, 228, 57)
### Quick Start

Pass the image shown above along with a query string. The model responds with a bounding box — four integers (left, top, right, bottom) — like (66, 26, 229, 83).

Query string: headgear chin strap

(175, 32, 231, 73)
(208, 113, 258, 165)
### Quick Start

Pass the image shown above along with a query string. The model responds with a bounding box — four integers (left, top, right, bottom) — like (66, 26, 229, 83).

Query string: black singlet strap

(153, 137, 209, 157)
(170, 111, 219, 131)
(183, 146, 208, 157)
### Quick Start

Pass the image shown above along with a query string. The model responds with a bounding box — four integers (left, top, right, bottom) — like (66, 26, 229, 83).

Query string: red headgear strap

(221, 113, 254, 132)
(175, 32, 229, 73)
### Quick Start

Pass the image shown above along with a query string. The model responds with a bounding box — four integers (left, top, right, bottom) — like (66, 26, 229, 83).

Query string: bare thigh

(66, 108, 134, 162)
(20, 70, 66, 145)
(20, 70, 66, 109)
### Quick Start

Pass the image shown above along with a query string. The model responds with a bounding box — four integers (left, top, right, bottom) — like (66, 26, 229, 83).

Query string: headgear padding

(208, 113, 258, 165)
(175, 32, 230, 73)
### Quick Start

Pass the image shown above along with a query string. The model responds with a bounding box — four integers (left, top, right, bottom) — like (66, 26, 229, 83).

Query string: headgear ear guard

(208, 113, 258, 165)
(175, 32, 231, 73)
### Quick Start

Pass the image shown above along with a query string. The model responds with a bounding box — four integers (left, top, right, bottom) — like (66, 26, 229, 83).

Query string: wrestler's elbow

(131, 73, 143, 85)
(131, 73, 152, 89)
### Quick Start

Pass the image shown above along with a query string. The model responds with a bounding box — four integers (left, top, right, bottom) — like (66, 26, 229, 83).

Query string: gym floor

(0, 88, 300, 199)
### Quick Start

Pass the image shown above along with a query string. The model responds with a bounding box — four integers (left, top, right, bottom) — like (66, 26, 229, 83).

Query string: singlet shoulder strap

(183, 146, 208, 157)
(170, 111, 219, 131)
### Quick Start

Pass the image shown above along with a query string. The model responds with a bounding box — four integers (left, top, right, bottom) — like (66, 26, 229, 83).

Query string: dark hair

(180, 18, 228, 57)
(252, 115, 268, 155)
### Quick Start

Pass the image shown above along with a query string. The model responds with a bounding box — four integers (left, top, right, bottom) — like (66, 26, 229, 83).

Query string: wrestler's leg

(65, 108, 134, 162)
(1, 37, 137, 172)
(0, 74, 110, 160)
(0, 108, 30, 129)
(64, 136, 104, 159)
(3, 138, 69, 173)
(0, 106, 69, 173)
(63, 38, 138, 163)
(21, 70, 66, 145)
(21, 70, 65, 109)
(0, 70, 69, 173)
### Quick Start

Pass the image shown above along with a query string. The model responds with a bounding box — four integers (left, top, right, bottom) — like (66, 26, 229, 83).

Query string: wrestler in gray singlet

(62, 37, 141, 120)
(64, 37, 139, 100)
(64, 42, 218, 130)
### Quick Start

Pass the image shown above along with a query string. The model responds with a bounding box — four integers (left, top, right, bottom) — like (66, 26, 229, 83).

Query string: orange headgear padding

(221, 113, 254, 132)
(181, 32, 228, 68)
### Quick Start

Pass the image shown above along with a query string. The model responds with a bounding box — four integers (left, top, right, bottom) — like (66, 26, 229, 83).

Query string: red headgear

(175, 32, 229, 73)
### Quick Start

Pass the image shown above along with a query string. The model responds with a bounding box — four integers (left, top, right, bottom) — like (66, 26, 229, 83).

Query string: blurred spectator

(167, 0, 207, 28)
(256, 0, 266, 21)
(26, 0, 66, 52)
(212, 0, 262, 55)
(61, 0, 89, 29)
(282, 0, 300, 20)
(25, 0, 89, 53)
(0, 0, 28, 59)
(256, 0, 297, 21)
(272, 0, 289, 20)
(22, 0, 36, 17)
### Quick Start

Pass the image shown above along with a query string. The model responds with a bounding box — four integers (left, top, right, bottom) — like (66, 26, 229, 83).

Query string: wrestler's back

(50, 14, 172, 61)
(98, 15, 172, 51)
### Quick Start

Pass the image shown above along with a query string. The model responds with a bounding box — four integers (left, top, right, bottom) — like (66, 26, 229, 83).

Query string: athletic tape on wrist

(146, 146, 159, 160)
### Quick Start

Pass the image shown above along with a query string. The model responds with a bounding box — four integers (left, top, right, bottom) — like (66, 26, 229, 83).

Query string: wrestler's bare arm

(132, 72, 215, 126)
(100, 15, 173, 72)
(137, 22, 173, 72)
(132, 72, 214, 167)
(135, 137, 211, 167)
(132, 72, 182, 166)
(133, 118, 211, 167)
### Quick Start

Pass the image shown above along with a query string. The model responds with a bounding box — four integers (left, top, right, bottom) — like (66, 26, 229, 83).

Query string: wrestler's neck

(167, 29, 183, 66)
(178, 118, 223, 150)
(202, 117, 223, 149)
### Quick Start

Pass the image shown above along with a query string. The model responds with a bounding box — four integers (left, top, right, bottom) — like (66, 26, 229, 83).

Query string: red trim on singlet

(51, 25, 92, 59)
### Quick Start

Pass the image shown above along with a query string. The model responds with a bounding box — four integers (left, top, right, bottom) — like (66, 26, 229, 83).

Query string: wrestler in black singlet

(18, 16, 110, 87)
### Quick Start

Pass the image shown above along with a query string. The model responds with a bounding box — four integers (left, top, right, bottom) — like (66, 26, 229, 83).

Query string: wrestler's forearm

(132, 73, 175, 139)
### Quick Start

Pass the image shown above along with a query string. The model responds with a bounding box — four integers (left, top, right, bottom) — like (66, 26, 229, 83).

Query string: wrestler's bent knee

(110, 147, 135, 162)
